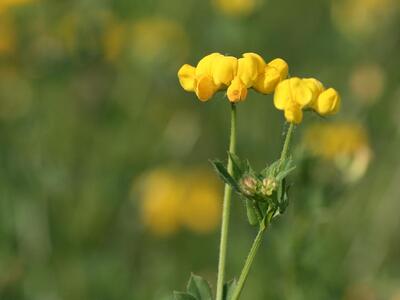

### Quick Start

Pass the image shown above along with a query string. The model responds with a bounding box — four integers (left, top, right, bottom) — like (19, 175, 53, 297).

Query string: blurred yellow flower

(135, 167, 222, 237)
(331, 0, 398, 39)
(131, 17, 189, 63)
(178, 52, 288, 102)
(274, 77, 340, 124)
(138, 169, 184, 237)
(180, 171, 221, 234)
(0, 18, 15, 55)
(349, 63, 386, 105)
(213, 0, 257, 17)
(0, 0, 35, 13)
(102, 20, 126, 62)
(303, 122, 372, 181)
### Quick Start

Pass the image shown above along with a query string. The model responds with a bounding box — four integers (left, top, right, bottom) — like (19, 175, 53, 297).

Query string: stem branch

(230, 224, 267, 300)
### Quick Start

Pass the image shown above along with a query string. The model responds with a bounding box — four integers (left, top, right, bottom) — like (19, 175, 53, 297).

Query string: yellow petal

(303, 78, 325, 108)
(195, 75, 218, 101)
(267, 58, 289, 81)
(314, 88, 341, 115)
(227, 76, 248, 102)
(294, 79, 314, 108)
(212, 55, 238, 86)
(196, 52, 223, 78)
(284, 101, 303, 124)
(237, 53, 265, 87)
(254, 65, 280, 94)
(274, 78, 301, 110)
(177, 64, 196, 92)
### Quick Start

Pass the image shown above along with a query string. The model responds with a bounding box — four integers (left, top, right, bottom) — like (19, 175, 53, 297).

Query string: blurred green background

(1, 0, 400, 299)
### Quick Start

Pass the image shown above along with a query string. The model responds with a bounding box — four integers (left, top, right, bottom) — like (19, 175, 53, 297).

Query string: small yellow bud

(227, 76, 248, 102)
(284, 101, 303, 124)
(261, 177, 278, 196)
(315, 88, 341, 115)
(177, 64, 196, 92)
(195, 75, 218, 101)
(212, 55, 238, 86)
(240, 175, 258, 196)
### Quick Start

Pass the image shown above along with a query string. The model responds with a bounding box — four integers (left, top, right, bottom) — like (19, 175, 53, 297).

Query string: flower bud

(240, 175, 258, 196)
(261, 177, 277, 196)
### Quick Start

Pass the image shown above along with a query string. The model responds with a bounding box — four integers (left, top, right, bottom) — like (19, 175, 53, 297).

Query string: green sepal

(173, 291, 197, 300)
(210, 160, 241, 193)
(222, 279, 237, 300)
(187, 273, 213, 300)
(245, 199, 259, 226)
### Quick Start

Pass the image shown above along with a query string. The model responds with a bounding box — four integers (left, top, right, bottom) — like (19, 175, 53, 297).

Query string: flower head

(274, 77, 340, 124)
(178, 52, 288, 103)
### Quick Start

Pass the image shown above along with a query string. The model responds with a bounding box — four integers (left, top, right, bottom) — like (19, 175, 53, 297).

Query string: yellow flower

(138, 169, 184, 237)
(136, 167, 221, 237)
(178, 52, 288, 103)
(303, 122, 372, 181)
(213, 0, 257, 17)
(313, 88, 341, 115)
(274, 77, 340, 124)
(180, 171, 221, 234)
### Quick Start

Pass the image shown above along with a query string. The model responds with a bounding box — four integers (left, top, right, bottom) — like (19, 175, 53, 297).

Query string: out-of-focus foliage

(0, 0, 399, 299)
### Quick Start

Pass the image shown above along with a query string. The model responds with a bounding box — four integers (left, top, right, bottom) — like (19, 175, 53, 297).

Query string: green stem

(216, 103, 237, 300)
(230, 224, 268, 300)
(279, 123, 295, 164)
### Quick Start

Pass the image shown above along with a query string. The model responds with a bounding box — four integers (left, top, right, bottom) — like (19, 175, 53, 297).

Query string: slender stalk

(279, 123, 294, 163)
(230, 224, 267, 300)
(216, 103, 237, 300)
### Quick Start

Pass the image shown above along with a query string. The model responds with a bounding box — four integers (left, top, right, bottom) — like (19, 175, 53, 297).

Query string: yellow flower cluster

(274, 77, 341, 124)
(178, 52, 288, 102)
(136, 168, 222, 237)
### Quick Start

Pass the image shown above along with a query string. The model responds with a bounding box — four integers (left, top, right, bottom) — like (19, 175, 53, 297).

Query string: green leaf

(187, 274, 213, 300)
(222, 279, 237, 300)
(174, 291, 197, 300)
(210, 160, 241, 193)
(228, 152, 244, 180)
(245, 199, 259, 226)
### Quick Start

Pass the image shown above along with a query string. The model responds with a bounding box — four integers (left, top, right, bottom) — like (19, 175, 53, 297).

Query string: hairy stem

(216, 103, 237, 300)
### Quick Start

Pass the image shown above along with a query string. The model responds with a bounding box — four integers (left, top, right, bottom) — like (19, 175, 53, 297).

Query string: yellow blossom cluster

(274, 77, 341, 124)
(136, 168, 222, 237)
(178, 52, 288, 102)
